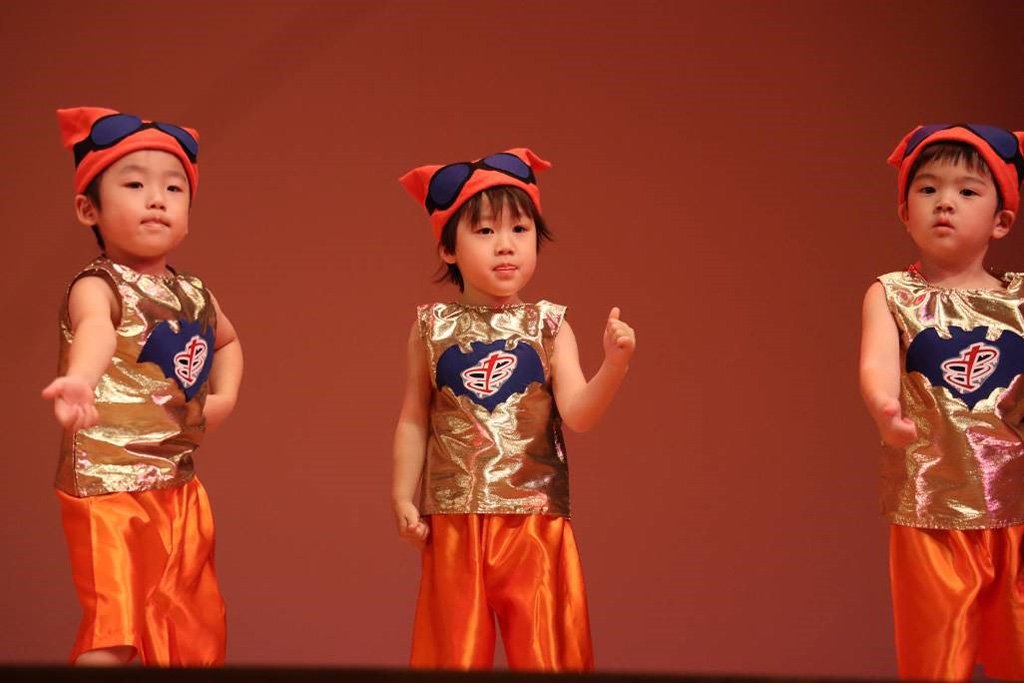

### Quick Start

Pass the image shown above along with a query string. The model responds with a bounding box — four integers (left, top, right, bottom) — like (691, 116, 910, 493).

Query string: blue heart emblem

(906, 326, 1024, 409)
(436, 339, 545, 412)
(137, 319, 216, 401)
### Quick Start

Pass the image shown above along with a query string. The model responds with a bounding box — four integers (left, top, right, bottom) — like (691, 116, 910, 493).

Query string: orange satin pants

(57, 477, 226, 666)
(411, 514, 593, 671)
(890, 524, 1024, 681)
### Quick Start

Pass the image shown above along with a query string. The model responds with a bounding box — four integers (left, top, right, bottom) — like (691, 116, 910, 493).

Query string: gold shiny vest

(55, 258, 216, 497)
(879, 268, 1024, 528)
(418, 300, 570, 517)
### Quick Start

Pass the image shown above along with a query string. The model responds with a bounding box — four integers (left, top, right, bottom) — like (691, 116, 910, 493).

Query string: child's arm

(551, 306, 637, 433)
(859, 282, 917, 447)
(203, 294, 243, 431)
(41, 276, 118, 432)
(392, 322, 432, 548)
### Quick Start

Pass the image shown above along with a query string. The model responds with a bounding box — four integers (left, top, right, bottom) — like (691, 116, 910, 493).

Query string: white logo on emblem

(173, 335, 209, 388)
(461, 351, 518, 398)
(940, 342, 1000, 393)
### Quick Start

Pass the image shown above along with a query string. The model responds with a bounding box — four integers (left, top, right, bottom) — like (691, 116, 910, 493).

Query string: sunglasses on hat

(72, 113, 199, 167)
(903, 123, 1024, 179)
(426, 152, 535, 214)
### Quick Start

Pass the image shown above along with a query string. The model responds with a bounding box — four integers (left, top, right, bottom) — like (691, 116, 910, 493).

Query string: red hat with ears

(57, 106, 200, 196)
(888, 123, 1024, 212)
(399, 148, 551, 240)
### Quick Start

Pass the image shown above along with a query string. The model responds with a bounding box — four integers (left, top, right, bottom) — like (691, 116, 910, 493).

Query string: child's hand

(41, 376, 98, 432)
(394, 500, 429, 548)
(877, 398, 918, 448)
(603, 307, 636, 369)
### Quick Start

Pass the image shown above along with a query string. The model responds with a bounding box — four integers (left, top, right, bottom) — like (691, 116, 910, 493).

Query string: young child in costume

(42, 107, 243, 666)
(393, 148, 636, 671)
(860, 124, 1024, 680)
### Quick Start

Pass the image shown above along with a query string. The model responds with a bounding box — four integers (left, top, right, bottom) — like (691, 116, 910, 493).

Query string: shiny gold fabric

(879, 269, 1024, 529)
(56, 258, 216, 497)
(411, 514, 593, 671)
(890, 524, 1024, 680)
(58, 477, 226, 665)
(417, 301, 570, 516)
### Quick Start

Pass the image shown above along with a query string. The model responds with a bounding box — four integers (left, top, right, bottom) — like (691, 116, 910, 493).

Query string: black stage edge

(1, 666, 891, 683)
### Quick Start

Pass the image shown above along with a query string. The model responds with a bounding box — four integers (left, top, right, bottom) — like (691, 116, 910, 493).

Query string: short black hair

(83, 171, 106, 252)
(906, 141, 1003, 211)
(437, 186, 553, 291)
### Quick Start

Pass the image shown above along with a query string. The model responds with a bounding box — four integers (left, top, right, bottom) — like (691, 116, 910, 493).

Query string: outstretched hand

(877, 398, 918, 448)
(41, 376, 98, 433)
(603, 307, 637, 368)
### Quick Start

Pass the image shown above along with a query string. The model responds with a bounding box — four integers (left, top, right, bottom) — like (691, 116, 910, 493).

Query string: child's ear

(897, 202, 910, 228)
(992, 209, 1015, 240)
(74, 194, 98, 228)
(438, 241, 457, 265)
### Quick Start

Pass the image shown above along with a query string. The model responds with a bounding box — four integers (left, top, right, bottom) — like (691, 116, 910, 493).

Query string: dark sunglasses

(73, 113, 199, 167)
(904, 123, 1023, 179)
(426, 153, 535, 214)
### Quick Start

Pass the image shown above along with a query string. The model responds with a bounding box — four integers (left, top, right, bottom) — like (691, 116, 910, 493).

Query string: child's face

(900, 157, 1012, 264)
(76, 150, 191, 264)
(441, 196, 538, 304)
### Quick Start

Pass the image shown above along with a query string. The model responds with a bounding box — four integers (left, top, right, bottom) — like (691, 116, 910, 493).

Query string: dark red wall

(4, 0, 1024, 676)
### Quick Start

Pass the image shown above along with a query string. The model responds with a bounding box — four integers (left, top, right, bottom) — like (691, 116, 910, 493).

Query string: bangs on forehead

(465, 186, 535, 226)
(913, 142, 994, 180)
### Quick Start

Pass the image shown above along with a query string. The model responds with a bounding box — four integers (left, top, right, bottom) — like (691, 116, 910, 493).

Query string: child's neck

(458, 294, 523, 307)
(913, 256, 1000, 290)
(458, 288, 523, 307)
(104, 249, 171, 278)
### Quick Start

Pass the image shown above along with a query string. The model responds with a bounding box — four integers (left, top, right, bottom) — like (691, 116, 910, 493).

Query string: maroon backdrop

(3, 0, 1024, 677)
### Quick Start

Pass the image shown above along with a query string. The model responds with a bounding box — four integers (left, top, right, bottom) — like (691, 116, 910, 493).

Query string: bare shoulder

(863, 281, 888, 310)
(69, 274, 116, 297)
(208, 291, 231, 320)
(550, 318, 580, 372)
(406, 320, 429, 371)
(861, 280, 898, 337)
(407, 319, 422, 345)
(552, 317, 577, 347)
(68, 275, 118, 321)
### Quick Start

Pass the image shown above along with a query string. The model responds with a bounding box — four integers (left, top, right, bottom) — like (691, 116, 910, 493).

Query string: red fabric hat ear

(398, 163, 442, 207)
(57, 106, 120, 150)
(887, 126, 919, 171)
(505, 147, 552, 174)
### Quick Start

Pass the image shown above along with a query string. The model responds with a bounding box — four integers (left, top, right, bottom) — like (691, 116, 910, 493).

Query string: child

(860, 124, 1024, 680)
(393, 148, 636, 671)
(42, 107, 243, 666)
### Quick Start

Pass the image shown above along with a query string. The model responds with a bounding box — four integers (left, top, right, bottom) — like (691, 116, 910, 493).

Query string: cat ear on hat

(505, 147, 552, 173)
(886, 126, 921, 170)
(182, 125, 200, 144)
(399, 164, 442, 208)
(56, 107, 118, 151)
